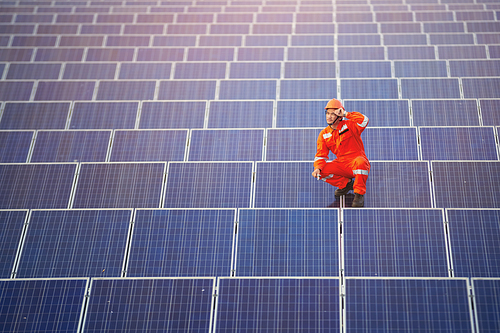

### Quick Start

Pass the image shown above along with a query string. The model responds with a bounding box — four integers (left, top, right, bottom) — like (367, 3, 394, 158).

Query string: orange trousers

(318, 155, 370, 195)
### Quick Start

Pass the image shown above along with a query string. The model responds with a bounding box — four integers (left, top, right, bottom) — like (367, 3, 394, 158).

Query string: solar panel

(280, 79, 336, 99)
(16, 209, 131, 278)
(411, 100, 479, 126)
(337, 34, 380, 46)
(480, 100, 500, 126)
(394, 60, 448, 77)
(83, 278, 215, 333)
(0, 81, 33, 101)
(287, 46, 334, 60)
(96, 81, 156, 101)
(291, 35, 333, 46)
(447, 209, 500, 278)
(236, 209, 339, 276)
(208, 101, 273, 128)
(0, 210, 27, 278)
(0, 278, 88, 333)
(35, 48, 84, 62)
(35, 81, 94, 101)
(432, 161, 500, 208)
(110, 130, 187, 162)
(338, 46, 385, 60)
(450, 60, 500, 77)
(0, 131, 33, 163)
(86, 48, 134, 62)
(340, 79, 399, 99)
(31, 130, 110, 162)
(70, 102, 138, 129)
(139, 101, 206, 129)
(339, 61, 391, 78)
(401, 78, 461, 99)
(344, 209, 449, 277)
(472, 278, 500, 333)
(383, 34, 427, 45)
(276, 100, 329, 128)
(119, 63, 172, 80)
(362, 127, 419, 160)
(237, 47, 284, 61)
(230, 62, 280, 79)
(463, 78, 500, 99)
(246, 35, 288, 46)
(164, 162, 253, 208)
(420, 127, 498, 160)
(343, 100, 411, 126)
(62, 63, 115, 80)
(0, 163, 76, 209)
(153, 36, 196, 47)
(338, 23, 378, 33)
(158, 80, 216, 100)
(6, 63, 60, 80)
(430, 34, 475, 45)
(438, 45, 487, 59)
(187, 47, 234, 61)
(126, 209, 235, 277)
(388, 46, 436, 60)
(136, 47, 185, 61)
(215, 278, 340, 332)
(345, 278, 474, 332)
(72, 162, 165, 208)
(219, 80, 276, 100)
(266, 128, 331, 161)
(188, 129, 263, 161)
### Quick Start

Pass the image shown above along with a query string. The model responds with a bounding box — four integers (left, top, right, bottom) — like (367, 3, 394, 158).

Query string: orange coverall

(314, 112, 370, 195)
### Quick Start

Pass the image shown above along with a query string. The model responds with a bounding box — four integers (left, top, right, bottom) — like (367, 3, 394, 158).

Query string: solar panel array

(0, 0, 499, 331)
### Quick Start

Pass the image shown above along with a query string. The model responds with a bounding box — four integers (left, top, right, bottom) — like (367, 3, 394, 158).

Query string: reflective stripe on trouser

(319, 156, 370, 195)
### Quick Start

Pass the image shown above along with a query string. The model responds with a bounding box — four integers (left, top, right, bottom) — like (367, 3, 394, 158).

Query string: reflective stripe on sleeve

(314, 157, 328, 162)
(357, 115, 369, 128)
(353, 169, 369, 175)
(321, 174, 334, 182)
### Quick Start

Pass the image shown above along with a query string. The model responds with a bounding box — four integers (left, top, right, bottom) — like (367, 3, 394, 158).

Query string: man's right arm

(313, 130, 329, 174)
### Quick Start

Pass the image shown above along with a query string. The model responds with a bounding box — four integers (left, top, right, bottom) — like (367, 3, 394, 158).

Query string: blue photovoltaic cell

(31, 130, 111, 162)
(472, 278, 500, 333)
(236, 209, 338, 276)
(158, 80, 216, 100)
(339, 61, 391, 78)
(174, 62, 226, 79)
(356, 161, 431, 208)
(237, 47, 284, 61)
(344, 209, 448, 277)
(0, 210, 27, 278)
(96, 81, 156, 101)
(448, 210, 500, 278)
(280, 79, 336, 99)
(401, 78, 461, 99)
(266, 128, 332, 161)
(381, 23, 421, 33)
(164, 162, 253, 208)
(208, 101, 273, 128)
(284, 62, 335, 79)
(0, 102, 69, 130)
(449, 60, 500, 77)
(387, 46, 436, 60)
(420, 127, 498, 161)
(295, 24, 335, 34)
(6, 63, 60, 80)
(187, 47, 234, 61)
(429, 34, 475, 45)
(215, 278, 340, 332)
(276, 100, 329, 128)
(0, 82, 33, 101)
(340, 79, 399, 99)
(63, 63, 116, 80)
(139, 101, 206, 129)
(118, 63, 171, 80)
(188, 129, 263, 161)
(229, 62, 280, 79)
(438, 45, 487, 59)
(110, 130, 187, 162)
(34, 81, 94, 101)
(70, 102, 138, 129)
(383, 34, 427, 45)
(153, 36, 196, 47)
(136, 48, 185, 61)
(463, 78, 500, 98)
(127, 209, 235, 277)
(86, 48, 134, 61)
(72, 163, 165, 208)
(83, 278, 214, 333)
(219, 80, 276, 100)
(343, 100, 410, 126)
(394, 60, 448, 77)
(412, 100, 480, 126)
(0, 278, 87, 333)
(345, 278, 473, 332)
(480, 100, 500, 126)
(338, 46, 385, 60)
(432, 162, 500, 208)
(199, 35, 242, 46)
(0, 131, 33, 163)
(106, 36, 150, 47)
(35, 48, 84, 62)
(423, 22, 465, 33)
(338, 23, 378, 33)
(0, 163, 76, 209)
(254, 162, 344, 208)
(246, 35, 288, 46)
(337, 34, 381, 46)
(362, 127, 419, 160)
(291, 35, 334, 46)
(288, 46, 335, 60)
(17, 209, 131, 278)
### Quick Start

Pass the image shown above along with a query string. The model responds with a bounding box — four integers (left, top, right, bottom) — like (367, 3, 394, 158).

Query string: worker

(311, 98, 370, 207)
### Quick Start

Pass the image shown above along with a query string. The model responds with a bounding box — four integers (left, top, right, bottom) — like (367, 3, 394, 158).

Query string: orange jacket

(314, 112, 369, 171)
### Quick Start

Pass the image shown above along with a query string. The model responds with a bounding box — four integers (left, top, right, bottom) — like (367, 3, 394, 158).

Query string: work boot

(334, 179, 353, 197)
(352, 193, 364, 207)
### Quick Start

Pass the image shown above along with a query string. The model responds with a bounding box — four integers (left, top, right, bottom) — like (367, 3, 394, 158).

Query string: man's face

(326, 108, 343, 127)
